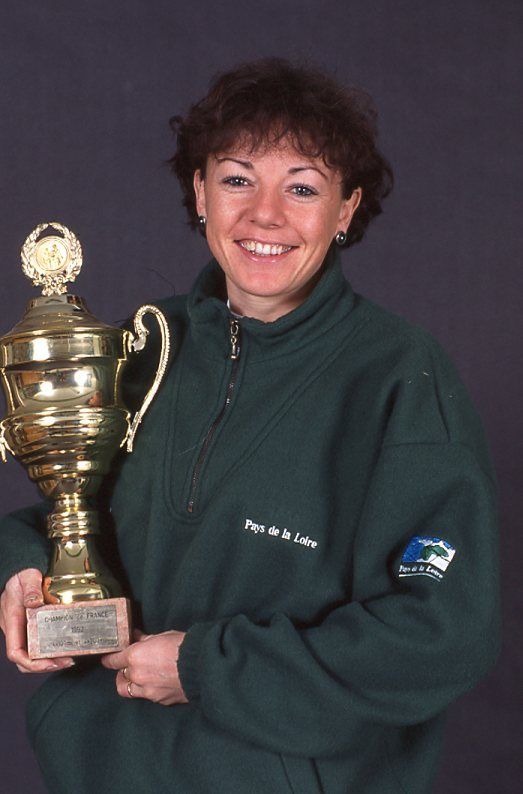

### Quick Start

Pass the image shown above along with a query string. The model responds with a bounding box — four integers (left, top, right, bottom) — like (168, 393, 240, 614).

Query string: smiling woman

(0, 57, 500, 794)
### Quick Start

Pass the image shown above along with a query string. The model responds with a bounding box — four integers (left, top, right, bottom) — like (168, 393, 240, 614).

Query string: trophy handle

(0, 422, 13, 463)
(123, 304, 171, 453)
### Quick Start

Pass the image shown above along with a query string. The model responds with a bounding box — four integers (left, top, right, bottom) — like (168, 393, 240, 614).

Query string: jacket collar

(186, 244, 356, 362)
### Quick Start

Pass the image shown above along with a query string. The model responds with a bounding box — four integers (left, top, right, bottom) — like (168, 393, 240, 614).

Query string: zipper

(186, 318, 241, 513)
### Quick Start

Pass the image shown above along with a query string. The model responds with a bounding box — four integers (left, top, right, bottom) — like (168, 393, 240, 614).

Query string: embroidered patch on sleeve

(398, 536, 456, 582)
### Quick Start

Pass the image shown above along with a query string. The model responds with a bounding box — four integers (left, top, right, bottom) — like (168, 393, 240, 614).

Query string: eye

(222, 175, 250, 187)
(290, 184, 318, 197)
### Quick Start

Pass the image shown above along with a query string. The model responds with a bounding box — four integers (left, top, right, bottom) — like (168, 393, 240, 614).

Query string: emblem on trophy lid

(21, 221, 83, 295)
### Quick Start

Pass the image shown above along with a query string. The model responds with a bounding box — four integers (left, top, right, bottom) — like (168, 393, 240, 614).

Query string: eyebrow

(215, 156, 328, 180)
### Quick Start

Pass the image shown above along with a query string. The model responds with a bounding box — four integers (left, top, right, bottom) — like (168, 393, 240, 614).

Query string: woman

(0, 58, 500, 793)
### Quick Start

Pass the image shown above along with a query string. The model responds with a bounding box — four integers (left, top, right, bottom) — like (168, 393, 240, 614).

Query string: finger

(5, 596, 32, 667)
(115, 669, 146, 699)
(16, 662, 43, 674)
(14, 662, 63, 675)
(8, 633, 75, 672)
(14, 655, 74, 673)
(5, 599, 73, 672)
(100, 647, 130, 670)
(18, 569, 45, 608)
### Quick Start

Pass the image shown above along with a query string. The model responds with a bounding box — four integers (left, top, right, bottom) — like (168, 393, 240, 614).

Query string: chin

(235, 274, 293, 298)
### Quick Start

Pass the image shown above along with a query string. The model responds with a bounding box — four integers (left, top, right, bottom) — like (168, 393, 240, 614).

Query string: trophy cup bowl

(0, 222, 170, 658)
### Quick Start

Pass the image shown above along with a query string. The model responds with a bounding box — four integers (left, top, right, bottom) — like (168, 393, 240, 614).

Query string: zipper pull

(229, 318, 241, 360)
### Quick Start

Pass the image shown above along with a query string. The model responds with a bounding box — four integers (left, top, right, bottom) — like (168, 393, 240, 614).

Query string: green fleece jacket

(0, 245, 501, 793)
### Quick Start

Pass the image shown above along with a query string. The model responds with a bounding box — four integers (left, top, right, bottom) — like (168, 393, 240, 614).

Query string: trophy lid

(1, 293, 122, 339)
(0, 293, 127, 367)
(0, 223, 125, 365)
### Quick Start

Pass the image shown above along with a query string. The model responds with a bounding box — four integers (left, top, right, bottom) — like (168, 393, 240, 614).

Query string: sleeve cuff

(0, 558, 48, 595)
(177, 620, 217, 701)
(0, 503, 51, 594)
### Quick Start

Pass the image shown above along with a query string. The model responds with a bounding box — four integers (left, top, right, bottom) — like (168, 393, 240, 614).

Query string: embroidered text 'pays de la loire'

(244, 518, 319, 549)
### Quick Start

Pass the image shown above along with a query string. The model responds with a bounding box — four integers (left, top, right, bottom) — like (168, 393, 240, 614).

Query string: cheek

(207, 199, 241, 237)
(299, 210, 337, 246)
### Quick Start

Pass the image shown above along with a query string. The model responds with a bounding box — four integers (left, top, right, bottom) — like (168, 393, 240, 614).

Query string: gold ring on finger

(122, 667, 130, 681)
(127, 680, 134, 698)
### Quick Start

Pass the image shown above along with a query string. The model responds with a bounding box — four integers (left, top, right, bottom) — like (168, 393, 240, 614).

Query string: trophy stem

(42, 497, 122, 604)
(48, 494, 99, 536)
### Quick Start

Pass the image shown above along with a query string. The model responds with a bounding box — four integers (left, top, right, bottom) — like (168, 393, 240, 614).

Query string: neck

(225, 268, 324, 323)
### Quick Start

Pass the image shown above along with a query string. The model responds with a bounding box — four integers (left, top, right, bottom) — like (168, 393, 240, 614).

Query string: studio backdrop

(0, 1, 520, 792)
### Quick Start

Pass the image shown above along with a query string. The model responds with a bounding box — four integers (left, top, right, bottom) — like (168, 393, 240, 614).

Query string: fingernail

(64, 660, 75, 667)
(45, 664, 60, 671)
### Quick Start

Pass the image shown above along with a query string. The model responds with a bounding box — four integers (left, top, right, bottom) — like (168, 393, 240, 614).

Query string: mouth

(235, 239, 298, 260)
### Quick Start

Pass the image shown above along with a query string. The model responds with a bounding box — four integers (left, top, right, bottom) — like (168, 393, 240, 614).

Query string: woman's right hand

(0, 568, 75, 673)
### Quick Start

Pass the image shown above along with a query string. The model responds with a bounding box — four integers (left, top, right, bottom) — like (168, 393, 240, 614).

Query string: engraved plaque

(36, 604, 119, 655)
(26, 597, 132, 659)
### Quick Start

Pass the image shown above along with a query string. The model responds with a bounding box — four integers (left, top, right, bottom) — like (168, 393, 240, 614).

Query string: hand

(100, 628, 189, 705)
(0, 569, 75, 673)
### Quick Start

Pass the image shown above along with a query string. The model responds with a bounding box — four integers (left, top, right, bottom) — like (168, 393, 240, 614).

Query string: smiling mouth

(236, 239, 297, 256)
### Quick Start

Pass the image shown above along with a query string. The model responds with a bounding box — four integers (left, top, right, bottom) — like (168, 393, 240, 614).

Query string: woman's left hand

(100, 629, 189, 705)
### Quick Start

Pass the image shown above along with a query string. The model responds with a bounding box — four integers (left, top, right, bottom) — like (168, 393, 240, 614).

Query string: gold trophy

(0, 222, 170, 658)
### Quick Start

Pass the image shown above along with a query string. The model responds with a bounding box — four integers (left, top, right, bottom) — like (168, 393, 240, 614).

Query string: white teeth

(239, 240, 293, 256)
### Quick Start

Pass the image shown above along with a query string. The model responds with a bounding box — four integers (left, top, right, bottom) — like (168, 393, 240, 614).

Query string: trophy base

(26, 597, 132, 659)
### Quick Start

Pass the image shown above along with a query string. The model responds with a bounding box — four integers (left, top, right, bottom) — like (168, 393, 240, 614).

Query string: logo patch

(398, 536, 456, 582)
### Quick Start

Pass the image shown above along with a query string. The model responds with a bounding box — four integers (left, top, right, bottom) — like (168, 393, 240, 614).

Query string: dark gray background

(0, 1, 521, 791)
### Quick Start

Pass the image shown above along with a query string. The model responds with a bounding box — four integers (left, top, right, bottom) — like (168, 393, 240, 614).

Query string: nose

(248, 185, 286, 228)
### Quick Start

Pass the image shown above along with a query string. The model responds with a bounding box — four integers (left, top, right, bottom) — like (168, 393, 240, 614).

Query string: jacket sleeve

(0, 501, 51, 593)
(177, 342, 502, 758)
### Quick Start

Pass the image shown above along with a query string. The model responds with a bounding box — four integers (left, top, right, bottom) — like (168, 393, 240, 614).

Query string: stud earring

(198, 215, 206, 229)
(335, 230, 347, 246)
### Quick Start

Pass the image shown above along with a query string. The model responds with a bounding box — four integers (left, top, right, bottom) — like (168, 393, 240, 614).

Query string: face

(193, 137, 362, 320)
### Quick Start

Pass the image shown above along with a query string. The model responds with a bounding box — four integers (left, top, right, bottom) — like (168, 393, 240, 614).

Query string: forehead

(211, 136, 336, 177)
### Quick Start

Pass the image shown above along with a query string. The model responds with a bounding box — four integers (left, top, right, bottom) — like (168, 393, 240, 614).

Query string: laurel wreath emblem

(21, 221, 83, 295)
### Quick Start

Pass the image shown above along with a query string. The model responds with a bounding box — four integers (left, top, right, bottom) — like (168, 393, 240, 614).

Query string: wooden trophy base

(26, 597, 132, 659)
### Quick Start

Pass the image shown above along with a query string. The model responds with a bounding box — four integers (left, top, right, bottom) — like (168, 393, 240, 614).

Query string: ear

(193, 169, 207, 217)
(338, 187, 363, 233)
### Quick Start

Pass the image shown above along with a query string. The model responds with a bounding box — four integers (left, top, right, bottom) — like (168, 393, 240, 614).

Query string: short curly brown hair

(168, 57, 393, 249)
